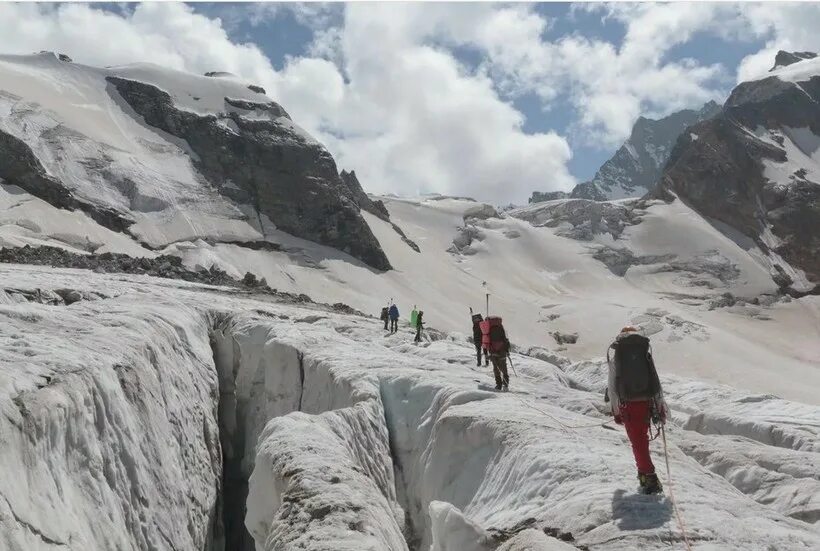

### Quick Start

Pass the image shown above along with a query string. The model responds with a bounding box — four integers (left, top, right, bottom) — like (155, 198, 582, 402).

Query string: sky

(1, 2, 819, 204)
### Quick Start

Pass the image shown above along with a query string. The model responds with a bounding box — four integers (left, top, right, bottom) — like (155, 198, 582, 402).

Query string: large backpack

(611, 334, 660, 401)
(486, 316, 508, 354)
(380, 307, 389, 320)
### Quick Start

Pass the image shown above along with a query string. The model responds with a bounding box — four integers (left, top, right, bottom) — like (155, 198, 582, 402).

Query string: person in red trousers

(606, 326, 667, 494)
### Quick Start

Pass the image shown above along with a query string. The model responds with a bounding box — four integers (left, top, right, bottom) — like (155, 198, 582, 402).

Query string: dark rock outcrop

(770, 51, 817, 71)
(106, 77, 391, 271)
(656, 52, 820, 293)
(0, 245, 319, 304)
(338, 170, 421, 252)
(339, 170, 390, 220)
(0, 128, 135, 233)
(529, 191, 569, 204)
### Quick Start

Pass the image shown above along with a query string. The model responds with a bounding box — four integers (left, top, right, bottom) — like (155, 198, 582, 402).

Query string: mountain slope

(0, 52, 390, 269)
(656, 51, 820, 294)
(530, 101, 720, 203)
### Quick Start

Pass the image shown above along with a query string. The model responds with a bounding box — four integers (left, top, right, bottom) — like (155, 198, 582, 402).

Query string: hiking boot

(495, 384, 503, 391)
(638, 473, 663, 495)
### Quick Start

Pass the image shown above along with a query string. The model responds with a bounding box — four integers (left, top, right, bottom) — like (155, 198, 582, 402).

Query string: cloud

(734, 3, 820, 82)
(0, 2, 575, 203)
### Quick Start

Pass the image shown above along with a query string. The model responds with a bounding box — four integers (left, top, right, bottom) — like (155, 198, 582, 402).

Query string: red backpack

(480, 316, 508, 353)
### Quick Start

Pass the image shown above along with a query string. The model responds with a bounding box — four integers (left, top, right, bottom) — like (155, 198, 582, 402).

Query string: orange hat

(620, 326, 638, 333)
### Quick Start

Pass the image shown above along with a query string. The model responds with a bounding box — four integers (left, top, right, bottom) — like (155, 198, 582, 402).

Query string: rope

(517, 397, 614, 431)
(661, 425, 694, 551)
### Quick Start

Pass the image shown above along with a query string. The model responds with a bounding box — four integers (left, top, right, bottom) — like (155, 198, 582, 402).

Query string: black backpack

(611, 334, 660, 401)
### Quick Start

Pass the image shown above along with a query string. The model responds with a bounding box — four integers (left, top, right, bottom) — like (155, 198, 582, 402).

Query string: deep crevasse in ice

(2, 265, 820, 551)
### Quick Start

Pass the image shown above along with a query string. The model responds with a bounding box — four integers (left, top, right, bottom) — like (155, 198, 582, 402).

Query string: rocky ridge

(106, 76, 391, 270)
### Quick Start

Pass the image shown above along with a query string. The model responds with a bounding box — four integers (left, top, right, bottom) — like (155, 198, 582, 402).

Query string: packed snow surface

(1, 264, 819, 550)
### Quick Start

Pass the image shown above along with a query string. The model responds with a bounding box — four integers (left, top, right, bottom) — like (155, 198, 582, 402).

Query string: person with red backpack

(606, 326, 668, 494)
(480, 316, 510, 391)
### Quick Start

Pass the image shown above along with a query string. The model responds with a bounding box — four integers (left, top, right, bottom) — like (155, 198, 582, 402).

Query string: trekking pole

(661, 425, 694, 551)
(507, 353, 518, 377)
(486, 293, 490, 317)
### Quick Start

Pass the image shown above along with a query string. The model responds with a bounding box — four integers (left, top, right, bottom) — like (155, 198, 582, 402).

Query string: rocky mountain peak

(770, 50, 817, 71)
(538, 100, 721, 202)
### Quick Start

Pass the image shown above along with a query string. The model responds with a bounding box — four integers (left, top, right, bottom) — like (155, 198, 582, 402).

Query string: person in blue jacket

(388, 304, 400, 333)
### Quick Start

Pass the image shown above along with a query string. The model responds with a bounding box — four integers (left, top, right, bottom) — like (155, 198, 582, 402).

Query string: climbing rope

(517, 397, 614, 431)
(661, 425, 694, 551)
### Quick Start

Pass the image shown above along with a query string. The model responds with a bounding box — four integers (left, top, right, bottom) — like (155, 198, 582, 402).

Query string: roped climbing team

(380, 301, 668, 495)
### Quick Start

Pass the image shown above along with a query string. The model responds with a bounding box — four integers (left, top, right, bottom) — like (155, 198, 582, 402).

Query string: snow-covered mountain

(530, 101, 721, 203)
(0, 52, 390, 269)
(656, 50, 820, 295)
(1, 50, 820, 551)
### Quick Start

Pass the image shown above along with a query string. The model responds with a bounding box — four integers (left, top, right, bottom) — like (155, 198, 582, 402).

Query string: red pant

(621, 400, 655, 474)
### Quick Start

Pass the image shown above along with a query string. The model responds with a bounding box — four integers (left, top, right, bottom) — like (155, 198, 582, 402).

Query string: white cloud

(0, 2, 576, 203)
(734, 3, 820, 83)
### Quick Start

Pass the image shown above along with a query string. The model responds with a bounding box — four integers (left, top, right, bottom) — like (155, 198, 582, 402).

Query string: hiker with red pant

(606, 326, 667, 494)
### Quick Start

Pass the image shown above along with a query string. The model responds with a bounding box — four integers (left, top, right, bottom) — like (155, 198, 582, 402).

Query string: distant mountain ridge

(530, 100, 721, 203)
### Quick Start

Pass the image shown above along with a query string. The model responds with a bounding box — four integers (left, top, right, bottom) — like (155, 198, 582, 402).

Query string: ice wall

(0, 296, 222, 550)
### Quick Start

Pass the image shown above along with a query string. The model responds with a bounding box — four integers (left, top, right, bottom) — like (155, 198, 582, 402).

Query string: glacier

(1, 263, 819, 550)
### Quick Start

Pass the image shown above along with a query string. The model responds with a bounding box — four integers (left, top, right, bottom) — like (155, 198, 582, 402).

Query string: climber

(481, 316, 510, 391)
(414, 310, 424, 343)
(388, 303, 400, 334)
(410, 305, 419, 328)
(470, 309, 488, 367)
(606, 326, 667, 495)
(381, 306, 389, 331)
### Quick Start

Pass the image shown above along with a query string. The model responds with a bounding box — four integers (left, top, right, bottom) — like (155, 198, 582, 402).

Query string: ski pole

(507, 353, 517, 377)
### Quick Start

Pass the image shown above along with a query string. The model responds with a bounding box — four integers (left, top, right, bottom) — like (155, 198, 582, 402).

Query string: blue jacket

(389, 305, 399, 320)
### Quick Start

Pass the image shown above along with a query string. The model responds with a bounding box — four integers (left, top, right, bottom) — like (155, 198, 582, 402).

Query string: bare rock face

(528, 191, 569, 203)
(106, 77, 391, 271)
(339, 169, 390, 220)
(0, 127, 134, 233)
(770, 50, 817, 70)
(655, 52, 820, 294)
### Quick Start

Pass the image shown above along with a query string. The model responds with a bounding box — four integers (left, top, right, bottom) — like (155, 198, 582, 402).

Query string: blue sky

(187, 2, 768, 182)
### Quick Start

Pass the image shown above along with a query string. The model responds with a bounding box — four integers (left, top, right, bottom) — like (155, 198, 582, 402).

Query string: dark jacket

(388, 305, 399, 320)
(471, 314, 483, 345)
